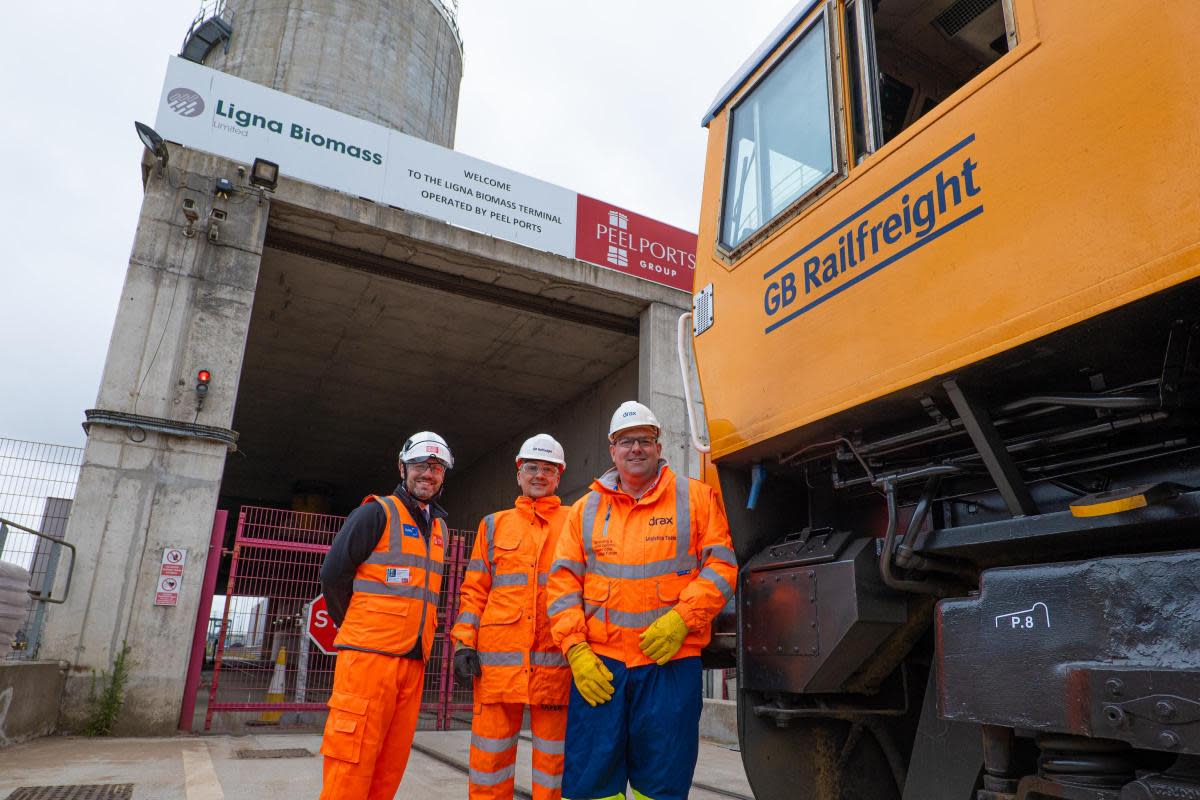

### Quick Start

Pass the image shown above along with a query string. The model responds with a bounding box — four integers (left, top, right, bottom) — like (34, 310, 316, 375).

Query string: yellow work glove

(639, 609, 689, 665)
(566, 642, 615, 707)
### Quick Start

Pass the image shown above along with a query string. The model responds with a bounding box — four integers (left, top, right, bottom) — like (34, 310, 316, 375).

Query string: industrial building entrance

(220, 226, 642, 525)
(185, 173, 699, 735)
(191, 210, 673, 731)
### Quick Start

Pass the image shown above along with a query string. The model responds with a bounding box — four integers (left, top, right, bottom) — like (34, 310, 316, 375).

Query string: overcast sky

(0, 0, 797, 448)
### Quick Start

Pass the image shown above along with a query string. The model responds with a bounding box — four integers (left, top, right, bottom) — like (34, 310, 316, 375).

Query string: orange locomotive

(685, 1, 1200, 799)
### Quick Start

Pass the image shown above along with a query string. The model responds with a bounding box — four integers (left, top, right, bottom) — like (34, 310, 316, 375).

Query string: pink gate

(200, 505, 476, 731)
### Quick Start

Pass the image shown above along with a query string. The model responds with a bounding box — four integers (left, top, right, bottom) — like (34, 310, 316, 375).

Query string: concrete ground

(0, 731, 753, 799)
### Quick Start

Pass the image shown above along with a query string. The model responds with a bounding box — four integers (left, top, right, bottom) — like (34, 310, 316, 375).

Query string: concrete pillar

(40, 152, 268, 734)
(206, 0, 463, 147)
(639, 301, 705, 480)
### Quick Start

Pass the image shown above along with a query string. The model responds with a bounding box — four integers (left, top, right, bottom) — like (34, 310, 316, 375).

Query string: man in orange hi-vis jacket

(546, 402, 737, 800)
(317, 431, 454, 800)
(451, 434, 573, 800)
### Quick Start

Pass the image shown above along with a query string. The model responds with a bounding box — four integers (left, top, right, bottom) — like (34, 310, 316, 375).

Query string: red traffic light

(196, 369, 212, 400)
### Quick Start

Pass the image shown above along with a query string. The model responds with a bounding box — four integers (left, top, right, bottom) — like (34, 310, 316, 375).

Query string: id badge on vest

(386, 567, 411, 585)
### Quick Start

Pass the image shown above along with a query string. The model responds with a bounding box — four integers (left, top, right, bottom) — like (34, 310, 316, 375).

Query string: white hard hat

(400, 431, 454, 469)
(516, 434, 565, 469)
(608, 401, 661, 441)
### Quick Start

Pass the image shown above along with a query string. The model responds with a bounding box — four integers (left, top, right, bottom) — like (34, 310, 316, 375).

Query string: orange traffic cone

(258, 645, 287, 723)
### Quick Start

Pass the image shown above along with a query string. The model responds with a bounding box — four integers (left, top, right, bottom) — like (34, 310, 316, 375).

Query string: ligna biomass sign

(154, 57, 695, 291)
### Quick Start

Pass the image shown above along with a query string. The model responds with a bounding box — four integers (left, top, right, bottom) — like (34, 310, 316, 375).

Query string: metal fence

(0, 438, 83, 659)
(203, 505, 476, 731)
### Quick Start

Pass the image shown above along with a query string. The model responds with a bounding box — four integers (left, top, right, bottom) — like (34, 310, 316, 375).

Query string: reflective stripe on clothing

(589, 557, 698, 581)
(584, 604, 672, 630)
(547, 592, 581, 617)
(492, 572, 529, 587)
(701, 544, 737, 567)
(456, 611, 481, 627)
(485, 514, 497, 572)
(471, 732, 519, 753)
(532, 769, 562, 789)
(699, 566, 735, 601)
(362, 551, 444, 568)
(479, 650, 524, 666)
(350, 580, 438, 605)
(470, 764, 516, 786)
(550, 558, 584, 577)
(530, 650, 567, 667)
(532, 735, 565, 755)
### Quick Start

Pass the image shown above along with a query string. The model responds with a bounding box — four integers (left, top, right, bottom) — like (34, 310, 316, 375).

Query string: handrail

(677, 312, 711, 454)
(426, 0, 464, 53)
(0, 516, 76, 605)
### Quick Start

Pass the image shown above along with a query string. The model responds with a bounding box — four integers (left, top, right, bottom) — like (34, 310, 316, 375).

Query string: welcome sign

(154, 56, 695, 291)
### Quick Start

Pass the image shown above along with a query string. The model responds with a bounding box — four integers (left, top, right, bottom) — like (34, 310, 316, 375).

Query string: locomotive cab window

(716, 0, 1014, 253)
(850, 0, 1016, 156)
(720, 9, 841, 251)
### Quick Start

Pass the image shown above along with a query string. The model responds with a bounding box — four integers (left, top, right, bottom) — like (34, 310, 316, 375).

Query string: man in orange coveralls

(547, 401, 737, 800)
(451, 433, 572, 800)
(317, 431, 454, 800)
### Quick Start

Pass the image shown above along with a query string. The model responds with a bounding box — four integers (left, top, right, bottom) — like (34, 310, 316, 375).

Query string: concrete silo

(204, 0, 462, 146)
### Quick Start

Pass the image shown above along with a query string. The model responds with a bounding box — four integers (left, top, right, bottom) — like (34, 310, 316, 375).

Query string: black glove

(454, 647, 482, 682)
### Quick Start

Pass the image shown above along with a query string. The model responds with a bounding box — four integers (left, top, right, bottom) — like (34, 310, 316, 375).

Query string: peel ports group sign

(155, 56, 696, 292)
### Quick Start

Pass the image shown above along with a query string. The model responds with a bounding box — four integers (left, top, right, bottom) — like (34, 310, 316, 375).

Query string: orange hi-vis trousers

(319, 650, 426, 800)
(470, 701, 567, 800)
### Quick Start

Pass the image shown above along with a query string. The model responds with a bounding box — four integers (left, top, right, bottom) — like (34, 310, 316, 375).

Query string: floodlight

(135, 121, 169, 170)
(249, 158, 279, 191)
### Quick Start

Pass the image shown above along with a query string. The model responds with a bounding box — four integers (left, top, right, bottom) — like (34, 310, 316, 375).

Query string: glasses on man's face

(614, 436, 658, 450)
(408, 461, 446, 475)
(519, 463, 560, 477)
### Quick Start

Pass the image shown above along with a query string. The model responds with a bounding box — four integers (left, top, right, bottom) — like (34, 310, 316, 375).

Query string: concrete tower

(206, 0, 463, 146)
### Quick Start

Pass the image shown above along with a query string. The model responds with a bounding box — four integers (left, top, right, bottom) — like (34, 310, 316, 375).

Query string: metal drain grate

(6, 786, 134, 800)
(235, 747, 312, 759)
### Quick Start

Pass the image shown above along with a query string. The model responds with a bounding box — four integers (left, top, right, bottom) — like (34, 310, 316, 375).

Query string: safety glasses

(519, 463, 561, 477)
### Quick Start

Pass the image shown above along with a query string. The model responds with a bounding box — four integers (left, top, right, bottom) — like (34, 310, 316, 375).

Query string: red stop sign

(306, 595, 339, 655)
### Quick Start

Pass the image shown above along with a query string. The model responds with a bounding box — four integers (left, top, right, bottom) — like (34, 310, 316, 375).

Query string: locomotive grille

(933, 0, 999, 37)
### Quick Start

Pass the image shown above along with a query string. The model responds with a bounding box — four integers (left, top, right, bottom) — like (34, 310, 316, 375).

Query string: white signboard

(154, 56, 577, 258)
